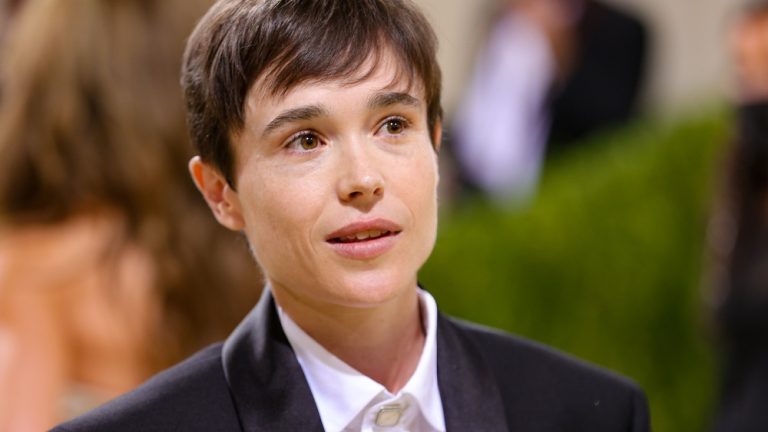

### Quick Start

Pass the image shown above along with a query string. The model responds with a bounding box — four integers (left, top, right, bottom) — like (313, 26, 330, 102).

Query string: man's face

(204, 52, 439, 311)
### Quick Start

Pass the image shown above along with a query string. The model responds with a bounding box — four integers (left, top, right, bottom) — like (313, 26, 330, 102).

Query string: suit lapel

(220, 289, 509, 431)
(221, 289, 324, 432)
(436, 314, 509, 432)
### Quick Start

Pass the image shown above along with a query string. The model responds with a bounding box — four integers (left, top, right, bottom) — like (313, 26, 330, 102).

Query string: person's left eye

(377, 117, 409, 136)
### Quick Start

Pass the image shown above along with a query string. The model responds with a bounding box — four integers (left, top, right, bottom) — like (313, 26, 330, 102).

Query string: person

(546, 0, 648, 149)
(709, 2, 768, 430)
(55, 0, 649, 430)
(451, 0, 647, 202)
(0, 0, 261, 430)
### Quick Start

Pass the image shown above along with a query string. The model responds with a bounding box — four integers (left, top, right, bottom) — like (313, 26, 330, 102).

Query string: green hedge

(422, 111, 730, 431)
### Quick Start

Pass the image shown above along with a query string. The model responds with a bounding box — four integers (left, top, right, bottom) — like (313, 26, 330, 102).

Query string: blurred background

(414, 0, 764, 431)
(420, 0, 732, 117)
(0, 0, 764, 431)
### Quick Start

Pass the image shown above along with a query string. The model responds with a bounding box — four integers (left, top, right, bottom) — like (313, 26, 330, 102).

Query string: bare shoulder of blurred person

(0, 212, 156, 431)
(0, 0, 262, 430)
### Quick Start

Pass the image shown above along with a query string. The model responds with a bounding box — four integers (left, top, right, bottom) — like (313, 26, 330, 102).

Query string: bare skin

(0, 212, 156, 430)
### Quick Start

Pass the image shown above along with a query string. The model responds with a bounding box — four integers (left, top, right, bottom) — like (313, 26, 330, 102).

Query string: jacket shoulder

(449, 318, 649, 431)
(53, 343, 241, 432)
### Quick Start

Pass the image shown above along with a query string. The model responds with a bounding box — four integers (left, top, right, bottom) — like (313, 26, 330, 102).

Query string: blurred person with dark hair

(0, 0, 262, 430)
(452, 0, 647, 203)
(709, 2, 768, 430)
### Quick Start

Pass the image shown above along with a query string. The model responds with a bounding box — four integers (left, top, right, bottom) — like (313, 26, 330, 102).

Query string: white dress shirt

(277, 289, 445, 432)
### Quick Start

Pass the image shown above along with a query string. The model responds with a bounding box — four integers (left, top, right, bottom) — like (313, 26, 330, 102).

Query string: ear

(431, 121, 442, 185)
(431, 120, 443, 152)
(188, 156, 245, 231)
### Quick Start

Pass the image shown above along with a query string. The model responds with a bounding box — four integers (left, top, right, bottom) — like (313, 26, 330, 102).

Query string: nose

(336, 142, 384, 207)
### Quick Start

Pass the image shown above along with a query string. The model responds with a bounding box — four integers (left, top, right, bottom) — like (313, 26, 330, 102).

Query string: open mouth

(328, 229, 399, 244)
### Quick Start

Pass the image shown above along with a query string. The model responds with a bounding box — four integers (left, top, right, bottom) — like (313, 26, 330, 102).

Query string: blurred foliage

(423, 110, 731, 431)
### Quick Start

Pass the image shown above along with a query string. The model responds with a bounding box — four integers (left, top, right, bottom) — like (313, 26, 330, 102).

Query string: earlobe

(188, 156, 245, 231)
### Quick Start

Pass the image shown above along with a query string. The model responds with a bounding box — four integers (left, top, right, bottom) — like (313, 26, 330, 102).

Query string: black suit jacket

(54, 290, 649, 431)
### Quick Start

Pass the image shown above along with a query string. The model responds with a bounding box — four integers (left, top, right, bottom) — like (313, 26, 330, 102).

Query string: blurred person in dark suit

(0, 0, 261, 429)
(546, 0, 648, 149)
(710, 2, 768, 430)
(452, 0, 647, 202)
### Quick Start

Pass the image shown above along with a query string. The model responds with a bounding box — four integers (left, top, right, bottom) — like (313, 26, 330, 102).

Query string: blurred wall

(609, 0, 735, 113)
(415, 0, 737, 117)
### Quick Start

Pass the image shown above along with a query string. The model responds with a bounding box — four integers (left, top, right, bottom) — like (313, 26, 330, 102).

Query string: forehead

(246, 49, 425, 111)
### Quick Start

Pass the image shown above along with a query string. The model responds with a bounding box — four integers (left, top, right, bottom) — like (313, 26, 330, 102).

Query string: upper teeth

(343, 230, 387, 241)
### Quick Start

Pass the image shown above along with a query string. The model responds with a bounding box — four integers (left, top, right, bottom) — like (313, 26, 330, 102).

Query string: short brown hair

(181, 0, 442, 186)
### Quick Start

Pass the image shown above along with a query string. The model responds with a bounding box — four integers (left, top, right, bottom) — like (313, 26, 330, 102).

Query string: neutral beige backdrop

(414, 0, 737, 117)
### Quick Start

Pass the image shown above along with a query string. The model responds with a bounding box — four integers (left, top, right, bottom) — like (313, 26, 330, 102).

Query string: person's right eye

(284, 131, 324, 152)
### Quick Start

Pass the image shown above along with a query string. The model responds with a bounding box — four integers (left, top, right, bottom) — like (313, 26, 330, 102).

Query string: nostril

(338, 172, 385, 202)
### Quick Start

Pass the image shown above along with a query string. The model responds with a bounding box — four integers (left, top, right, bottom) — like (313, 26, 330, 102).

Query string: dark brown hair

(0, 0, 262, 370)
(182, 0, 442, 186)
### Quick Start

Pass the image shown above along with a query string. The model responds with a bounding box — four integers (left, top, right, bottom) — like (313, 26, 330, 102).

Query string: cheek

(398, 150, 439, 244)
(419, 167, 439, 247)
(410, 150, 439, 207)
(239, 170, 327, 269)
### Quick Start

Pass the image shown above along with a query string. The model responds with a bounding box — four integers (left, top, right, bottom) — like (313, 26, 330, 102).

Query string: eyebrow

(367, 91, 421, 110)
(261, 105, 327, 138)
(259, 92, 420, 139)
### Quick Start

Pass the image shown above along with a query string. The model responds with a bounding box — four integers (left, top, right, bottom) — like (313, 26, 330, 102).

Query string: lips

(325, 218, 402, 259)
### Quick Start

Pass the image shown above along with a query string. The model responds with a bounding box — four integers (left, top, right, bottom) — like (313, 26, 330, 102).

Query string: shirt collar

(277, 288, 445, 432)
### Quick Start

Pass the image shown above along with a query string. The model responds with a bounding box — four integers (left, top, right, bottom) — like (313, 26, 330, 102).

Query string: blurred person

(451, 0, 647, 203)
(56, 1, 648, 430)
(0, 0, 262, 430)
(709, 2, 768, 430)
(546, 0, 647, 148)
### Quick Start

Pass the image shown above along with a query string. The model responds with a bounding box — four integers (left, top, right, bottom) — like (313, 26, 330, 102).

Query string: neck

(272, 282, 425, 393)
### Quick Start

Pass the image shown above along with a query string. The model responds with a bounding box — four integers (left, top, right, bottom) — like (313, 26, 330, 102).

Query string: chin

(327, 267, 417, 308)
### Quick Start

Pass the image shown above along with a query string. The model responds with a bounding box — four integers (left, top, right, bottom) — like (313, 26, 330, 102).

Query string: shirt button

(375, 404, 404, 427)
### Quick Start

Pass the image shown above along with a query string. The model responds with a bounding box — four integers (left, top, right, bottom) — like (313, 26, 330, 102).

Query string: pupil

(302, 135, 315, 149)
(388, 120, 401, 133)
